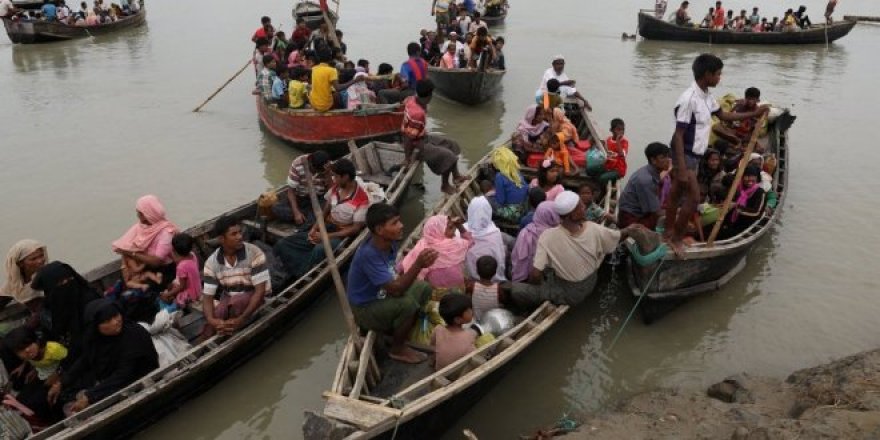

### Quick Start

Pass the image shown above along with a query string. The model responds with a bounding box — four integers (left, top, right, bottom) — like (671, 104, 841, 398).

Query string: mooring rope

(606, 258, 665, 353)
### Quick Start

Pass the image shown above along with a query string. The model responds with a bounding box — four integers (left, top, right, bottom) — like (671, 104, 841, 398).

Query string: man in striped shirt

(272, 151, 331, 225)
(201, 216, 271, 337)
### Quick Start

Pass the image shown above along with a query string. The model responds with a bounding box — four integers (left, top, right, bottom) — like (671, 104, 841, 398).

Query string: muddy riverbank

(547, 349, 880, 439)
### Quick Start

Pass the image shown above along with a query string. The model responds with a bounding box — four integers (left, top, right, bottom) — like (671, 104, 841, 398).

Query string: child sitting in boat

(158, 233, 201, 313)
(288, 66, 310, 109)
(518, 187, 546, 229)
(479, 179, 500, 211)
(468, 256, 503, 322)
(602, 118, 629, 184)
(4, 327, 67, 388)
(545, 133, 579, 176)
(432, 293, 477, 370)
(578, 181, 612, 224)
(121, 254, 162, 299)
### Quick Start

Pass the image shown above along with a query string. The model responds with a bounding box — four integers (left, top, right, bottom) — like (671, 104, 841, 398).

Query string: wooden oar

(706, 114, 768, 246)
(192, 58, 252, 113)
(303, 160, 359, 336)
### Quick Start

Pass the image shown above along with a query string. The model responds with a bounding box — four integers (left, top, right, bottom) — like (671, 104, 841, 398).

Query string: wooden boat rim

(1, 8, 145, 29)
(426, 66, 506, 76)
(26, 143, 420, 439)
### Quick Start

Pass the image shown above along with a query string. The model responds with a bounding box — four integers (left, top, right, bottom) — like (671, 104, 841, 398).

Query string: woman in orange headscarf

(549, 107, 588, 168)
(112, 195, 179, 270)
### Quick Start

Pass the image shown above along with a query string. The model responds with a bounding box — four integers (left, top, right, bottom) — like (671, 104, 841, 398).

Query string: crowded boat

(657, 0, 840, 31)
(2, 0, 141, 25)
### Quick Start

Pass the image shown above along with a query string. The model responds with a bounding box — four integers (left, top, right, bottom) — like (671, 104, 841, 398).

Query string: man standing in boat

(666, 54, 768, 256)
(535, 56, 592, 111)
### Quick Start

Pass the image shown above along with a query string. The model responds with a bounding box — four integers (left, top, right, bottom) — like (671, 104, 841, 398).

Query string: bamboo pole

(303, 161, 359, 336)
(192, 58, 252, 112)
(706, 114, 768, 246)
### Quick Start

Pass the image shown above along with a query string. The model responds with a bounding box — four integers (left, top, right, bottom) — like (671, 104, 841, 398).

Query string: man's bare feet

(389, 346, 428, 364)
(666, 238, 687, 259)
(453, 175, 468, 184)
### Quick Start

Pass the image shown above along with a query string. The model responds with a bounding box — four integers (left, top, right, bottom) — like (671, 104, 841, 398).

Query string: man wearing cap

(272, 151, 331, 225)
(535, 56, 592, 111)
(508, 191, 640, 309)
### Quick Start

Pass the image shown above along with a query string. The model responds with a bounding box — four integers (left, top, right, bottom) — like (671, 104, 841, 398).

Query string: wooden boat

(626, 110, 796, 321)
(293, 0, 338, 30)
(256, 97, 404, 153)
(482, 2, 508, 27)
(11, 0, 44, 9)
(427, 66, 505, 106)
(843, 15, 880, 23)
(304, 142, 621, 439)
(637, 12, 857, 44)
(0, 142, 419, 439)
(1, 7, 146, 44)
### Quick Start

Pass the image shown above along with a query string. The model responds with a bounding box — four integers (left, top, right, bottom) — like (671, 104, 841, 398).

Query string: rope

(606, 258, 665, 353)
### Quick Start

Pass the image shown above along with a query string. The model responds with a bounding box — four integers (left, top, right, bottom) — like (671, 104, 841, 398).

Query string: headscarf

(2, 239, 47, 304)
(466, 196, 500, 238)
(111, 195, 178, 254)
(30, 261, 101, 353)
(400, 216, 472, 276)
(749, 153, 773, 191)
(731, 166, 762, 222)
(75, 298, 158, 399)
(510, 202, 560, 282)
(491, 146, 524, 188)
(550, 108, 580, 144)
(516, 105, 549, 139)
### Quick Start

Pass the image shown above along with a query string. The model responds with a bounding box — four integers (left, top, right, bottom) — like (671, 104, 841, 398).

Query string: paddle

(192, 58, 252, 113)
(303, 159, 359, 336)
(706, 113, 768, 246)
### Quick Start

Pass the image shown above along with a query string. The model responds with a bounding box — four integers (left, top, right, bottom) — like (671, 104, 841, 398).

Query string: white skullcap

(554, 191, 580, 216)
(749, 153, 762, 161)
(552, 54, 565, 62)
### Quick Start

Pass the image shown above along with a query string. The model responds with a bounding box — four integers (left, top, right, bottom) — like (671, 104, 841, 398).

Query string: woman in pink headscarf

(399, 215, 472, 289)
(510, 201, 560, 282)
(111, 195, 179, 270)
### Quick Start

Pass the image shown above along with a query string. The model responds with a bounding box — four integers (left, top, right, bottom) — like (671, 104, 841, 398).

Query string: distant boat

(482, 1, 508, 27)
(626, 110, 796, 322)
(256, 97, 404, 153)
(637, 12, 857, 44)
(293, 0, 338, 30)
(1, 7, 146, 44)
(427, 66, 505, 105)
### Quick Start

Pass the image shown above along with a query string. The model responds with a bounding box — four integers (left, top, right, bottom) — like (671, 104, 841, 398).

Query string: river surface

(2, 0, 879, 438)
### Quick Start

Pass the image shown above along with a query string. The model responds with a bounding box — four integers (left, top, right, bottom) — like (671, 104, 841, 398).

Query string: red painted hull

(256, 97, 403, 151)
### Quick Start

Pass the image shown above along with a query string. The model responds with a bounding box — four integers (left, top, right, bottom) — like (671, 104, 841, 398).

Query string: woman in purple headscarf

(509, 201, 560, 282)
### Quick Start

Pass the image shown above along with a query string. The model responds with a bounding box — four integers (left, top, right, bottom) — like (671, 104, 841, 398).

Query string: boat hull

(2, 9, 146, 44)
(482, 11, 506, 26)
(256, 97, 404, 153)
(637, 12, 856, 44)
(427, 67, 505, 105)
(293, 1, 338, 30)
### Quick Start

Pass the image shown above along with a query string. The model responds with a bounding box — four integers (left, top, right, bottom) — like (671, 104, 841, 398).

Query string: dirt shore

(548, 349, 880, 439)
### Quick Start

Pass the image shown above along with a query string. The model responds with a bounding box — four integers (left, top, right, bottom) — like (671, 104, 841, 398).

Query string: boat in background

(1, 6, 146, 44)
(637, 12, 856, 44)
(256, 97, 404, 153)
(427, 66, 505, 106)
(293, 0, 338, 30)
(482, 1, 508, 27)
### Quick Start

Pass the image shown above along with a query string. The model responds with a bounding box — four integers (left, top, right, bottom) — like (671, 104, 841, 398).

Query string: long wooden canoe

(1, 7, 146, 44)
(303, 140, 622, 438)
(637, 12, 856, 44)
(626, 110, 796, 321)
(256, 97, 404, 153)
(0, 142, 419, 439)
(427, 66, 505, 106)
(293, 0, 338, 31)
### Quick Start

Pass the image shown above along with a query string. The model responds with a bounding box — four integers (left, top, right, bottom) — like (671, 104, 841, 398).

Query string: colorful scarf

(510, 202, 559, 282)
(731, 182, 760, 222)
(550, 108, 580, 144)
(111, 195, 178, 253)
(491, 146, 524, 188)
(516, 105, 549, 139)
(400, 215, 472, 277)
(2, 239, 47, 304)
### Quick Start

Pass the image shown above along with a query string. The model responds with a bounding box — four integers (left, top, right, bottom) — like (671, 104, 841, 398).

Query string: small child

(578, 182, 612, 224)
(469, 255, 503, 322)
(122, 255, 162, 293)
(271, 67, 289, 108)
(159, 233, 202, 313)
(518, 186, 546, 229)
(431, 293, 477, 371)
(602, 118, 629, 184)
(542, 78, 563, 110)
(545, 132, 578, 176)
(288, 66, 309, 109)
(4, 327, 66, 386)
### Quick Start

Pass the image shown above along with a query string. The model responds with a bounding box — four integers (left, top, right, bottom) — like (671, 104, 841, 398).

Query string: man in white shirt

(665, 53, 768, 255)
(0, 0, 17, 18)
(441, 31, 468, 68)
(535, 55, 591, 111)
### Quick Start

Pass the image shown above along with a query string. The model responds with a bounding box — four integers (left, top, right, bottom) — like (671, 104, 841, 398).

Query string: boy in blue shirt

(41, 0, 57, 21)
(347, 203, 437, 364)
